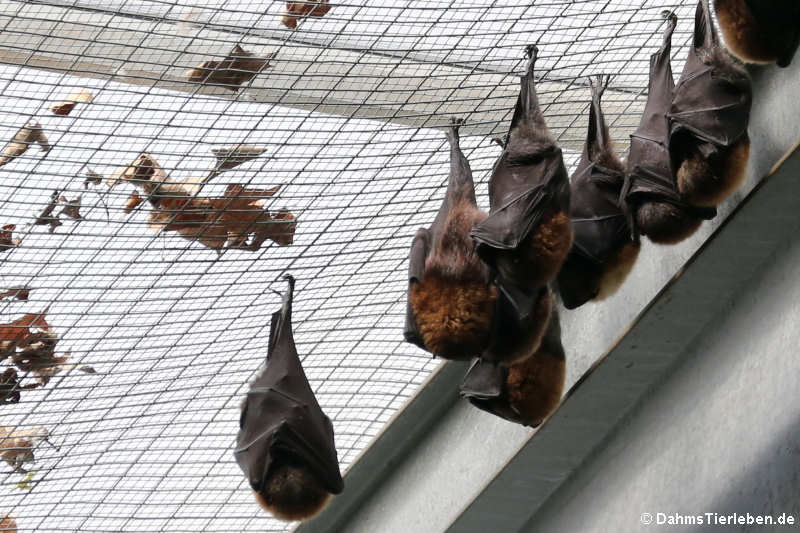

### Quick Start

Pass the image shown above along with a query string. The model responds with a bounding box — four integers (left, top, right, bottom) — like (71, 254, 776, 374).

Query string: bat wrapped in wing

(669, 0, 752, 209)
(715, 0, 799, 67)
(461, 307, 565, 428)
(235, 275, 343, 522)
(556, 75, 639, 309)
(404, 118, 496, 360)
(621, 12, 716, 245)
(470, 45, 572, 318)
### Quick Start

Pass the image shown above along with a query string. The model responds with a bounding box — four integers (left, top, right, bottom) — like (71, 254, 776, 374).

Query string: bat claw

(661, 10, 677, 27)
(524, 45, 539, 75)
(490, 136, 505, 148)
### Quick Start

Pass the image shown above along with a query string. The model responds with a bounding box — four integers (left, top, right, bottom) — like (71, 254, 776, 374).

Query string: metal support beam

(0, 1, 643, 145)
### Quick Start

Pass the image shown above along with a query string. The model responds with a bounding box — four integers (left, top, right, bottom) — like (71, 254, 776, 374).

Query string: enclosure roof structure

(0, 1, 761, 532)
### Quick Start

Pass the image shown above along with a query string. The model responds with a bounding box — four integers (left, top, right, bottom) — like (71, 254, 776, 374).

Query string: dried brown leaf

(210, 145, 266, 173)
(281, 1, 331, 28)
(0, 122, 50, 167)
(0, 426, 49, 474)
(83, 168, 103, 189)
(106, 153, 168, 189)
(185, 45, 276, 91)
(49, 89, 94, 116)
(0, 514, 17, 532)
(124, 191, 145, 213)
(57, 195, 83, 222)
(0, 288, 30, 301)
(0, 368, 39, 405)
(146, 183, 295, 250)
(0, 225, 20, 252)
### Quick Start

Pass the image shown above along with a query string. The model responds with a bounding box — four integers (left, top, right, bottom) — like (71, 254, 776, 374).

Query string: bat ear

(586, 74, 612, 160)
(693, 0, 717, 51)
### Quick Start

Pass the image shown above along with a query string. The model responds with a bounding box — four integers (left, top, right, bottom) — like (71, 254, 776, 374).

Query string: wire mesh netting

(0, 1, 705, 531)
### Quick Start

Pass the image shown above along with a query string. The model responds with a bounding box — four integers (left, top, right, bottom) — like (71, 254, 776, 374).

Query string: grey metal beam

(0, 1, 642, 145)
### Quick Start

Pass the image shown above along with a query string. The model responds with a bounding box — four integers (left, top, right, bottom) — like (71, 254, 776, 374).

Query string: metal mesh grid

(0, 1, 702, 531)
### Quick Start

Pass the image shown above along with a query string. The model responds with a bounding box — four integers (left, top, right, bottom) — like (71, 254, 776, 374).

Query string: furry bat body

(715, 0, 800, 67)
(405, 118, 496, 360)
(461, 307, 565, 427)
(557, 76, 639, 309)
(470, 46, 571, 317)
(622, 12, 716, 245)
(235, 275, 343, 522)
(186, 45, 275, 91)
(669, 0, 752, 208)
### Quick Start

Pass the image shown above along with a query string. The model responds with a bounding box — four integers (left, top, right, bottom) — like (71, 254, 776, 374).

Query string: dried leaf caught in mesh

(0, 514, 17, 532)
(0, 122, 51, 167)
(0, 225, 21, 253)
(49, 89, 94, 116)
(34, 190, 85, 232)
(0, 368, 39, 404)
(0, 426, 51, 474)
(0, 311, 94, 388)
(0, 288, 29, 301)
(57, 194, 83, 222)
(209, 145, 266, 175)
(147, 183, 295, 250)
(281, 1, 332, 29)
(185, 45, 276, 91)
(84, 168, 104, 189)
(124, 191, 145, 213)
(33, 191, 62, 233)
(106, 153, 169, 190)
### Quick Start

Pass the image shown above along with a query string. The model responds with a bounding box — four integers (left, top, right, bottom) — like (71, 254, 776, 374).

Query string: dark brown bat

(470, 45, 572, 317)
(186, 45, 276, 92)
(461, 307, 565, 428)
(404, 118, 496, 360)
(235, 275, 343, 522)
(715, 0, 799, 67)
(621, 12, 716, 245)
(669, 0, 752, 208)
(556, 75, 639, 309)
(480, 285, 553, 367)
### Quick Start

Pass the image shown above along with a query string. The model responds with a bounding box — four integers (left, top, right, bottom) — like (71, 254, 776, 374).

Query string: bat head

(254, 462, 333, 522)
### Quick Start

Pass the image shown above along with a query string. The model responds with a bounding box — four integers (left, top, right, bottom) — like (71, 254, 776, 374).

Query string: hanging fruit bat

(235, 275, 343, 522)
(186, 45, 276, 91)
(404, 118, 496, 360)
(668, 0, 752, 208)
(470, 45, 572, 317)
(0, 122, 51, 168)
(461, 307, 565, 427)
(281, 1, 332, 29)
(480, 285, 553, 367)
(621, 12, 716, 245)
(556, 75, 639, 309)
(715, 0, 799, 67)
(49, 89, 93, 116)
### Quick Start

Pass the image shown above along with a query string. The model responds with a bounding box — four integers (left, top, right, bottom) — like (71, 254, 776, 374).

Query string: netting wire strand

(0, 1, 702, 531)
